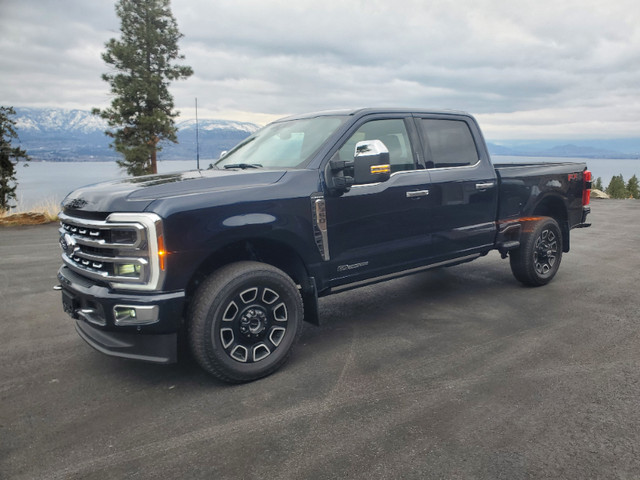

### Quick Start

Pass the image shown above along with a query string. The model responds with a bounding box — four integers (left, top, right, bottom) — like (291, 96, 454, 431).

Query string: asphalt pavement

(1, 200, 639, 479)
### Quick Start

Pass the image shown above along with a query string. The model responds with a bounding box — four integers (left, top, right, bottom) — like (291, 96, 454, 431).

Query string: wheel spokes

(219, 286, 289, 363)
(534, 229, 558, 275)
(269, 327, 286, 347)
(262, 288, 279, 304)
(239, 288, 258, 304)
(273, 302, 287, 322)
(220, 327, 234, 348)
(253, 343, 271, 362)
(230, 345, 248, 362)
(222, 301, 238, 322)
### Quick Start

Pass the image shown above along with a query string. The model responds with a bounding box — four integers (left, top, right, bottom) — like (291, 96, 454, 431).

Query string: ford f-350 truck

(56, 108, 592, 382)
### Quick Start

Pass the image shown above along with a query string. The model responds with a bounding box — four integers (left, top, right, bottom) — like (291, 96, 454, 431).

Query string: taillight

(583, 170, 592, 206)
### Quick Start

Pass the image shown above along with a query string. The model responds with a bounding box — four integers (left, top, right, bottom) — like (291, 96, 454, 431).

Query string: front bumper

(57, 266, 185, 364)
(75, 319, 178, 364)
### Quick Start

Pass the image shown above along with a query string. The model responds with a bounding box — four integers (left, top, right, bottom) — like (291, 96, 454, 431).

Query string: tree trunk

(150, 136, 159, 174)
(151, 147, 157, 174)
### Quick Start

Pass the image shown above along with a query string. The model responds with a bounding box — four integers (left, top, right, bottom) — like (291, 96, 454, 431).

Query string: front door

(324, 116, 433, 284)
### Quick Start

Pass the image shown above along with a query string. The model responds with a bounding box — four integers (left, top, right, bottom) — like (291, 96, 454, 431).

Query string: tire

(509, 217, 563, 287)
(188, 261, 303, 383)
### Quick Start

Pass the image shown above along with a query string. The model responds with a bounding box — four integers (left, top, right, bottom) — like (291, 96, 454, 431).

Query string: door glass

(419, 119, 478, 168)
(338, 119, 415, 173)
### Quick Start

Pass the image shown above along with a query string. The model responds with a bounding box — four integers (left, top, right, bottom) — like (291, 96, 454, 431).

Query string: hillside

(13, 107, 259, 162)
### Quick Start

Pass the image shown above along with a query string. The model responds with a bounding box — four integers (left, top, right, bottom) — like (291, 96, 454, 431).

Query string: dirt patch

(0, 212, 52, 226)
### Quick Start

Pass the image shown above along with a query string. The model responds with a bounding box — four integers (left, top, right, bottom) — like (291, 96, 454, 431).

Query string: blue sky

(1, 0, 639, 140)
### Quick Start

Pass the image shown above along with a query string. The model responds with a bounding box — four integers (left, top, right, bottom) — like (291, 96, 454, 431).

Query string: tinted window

(419, 119, 478, 168)
(338, 119, 415, 173)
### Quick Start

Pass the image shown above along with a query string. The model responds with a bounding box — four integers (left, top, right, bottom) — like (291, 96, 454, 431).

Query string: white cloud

(1, 0, 639, 138)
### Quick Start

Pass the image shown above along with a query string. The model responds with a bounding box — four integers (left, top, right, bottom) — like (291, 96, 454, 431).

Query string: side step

(497, 240, 520, 258)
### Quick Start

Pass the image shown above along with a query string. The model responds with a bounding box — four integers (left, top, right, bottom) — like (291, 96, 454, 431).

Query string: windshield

(214, 116, 347, 169)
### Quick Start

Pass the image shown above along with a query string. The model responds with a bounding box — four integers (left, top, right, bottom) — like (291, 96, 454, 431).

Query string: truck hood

(61, 168, 287, 213)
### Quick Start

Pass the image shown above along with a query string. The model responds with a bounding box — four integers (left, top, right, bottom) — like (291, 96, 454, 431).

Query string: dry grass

(0, 198, 60, 226)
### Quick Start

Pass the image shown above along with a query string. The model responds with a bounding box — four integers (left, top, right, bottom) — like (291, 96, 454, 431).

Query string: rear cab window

(418, 119, 479, 169)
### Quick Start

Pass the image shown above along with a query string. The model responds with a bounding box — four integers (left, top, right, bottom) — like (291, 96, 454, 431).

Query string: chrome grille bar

(58, 212, 164, 291)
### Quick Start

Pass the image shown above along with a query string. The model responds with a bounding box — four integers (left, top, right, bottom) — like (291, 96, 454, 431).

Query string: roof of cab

(276, 107, 472, 123)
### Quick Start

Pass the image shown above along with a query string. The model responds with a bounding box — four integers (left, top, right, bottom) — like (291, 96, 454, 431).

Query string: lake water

(11, 156, 640, 211)
(13, 160, 200, 210)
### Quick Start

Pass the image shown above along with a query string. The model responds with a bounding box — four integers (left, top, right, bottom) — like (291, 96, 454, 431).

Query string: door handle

(406, 190, 430, 198)
(475, 182, 495, 190)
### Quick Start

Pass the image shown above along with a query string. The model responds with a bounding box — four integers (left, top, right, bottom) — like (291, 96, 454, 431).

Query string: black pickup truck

(56, 108, 592, 382)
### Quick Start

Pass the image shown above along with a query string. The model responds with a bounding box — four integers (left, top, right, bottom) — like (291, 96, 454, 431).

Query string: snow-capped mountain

(13, 107, 259, 162)
(176, 118, 258, 135)
(15, 107, 107, 134)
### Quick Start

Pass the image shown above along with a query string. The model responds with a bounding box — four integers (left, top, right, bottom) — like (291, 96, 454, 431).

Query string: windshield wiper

(223, 163, 263, 169)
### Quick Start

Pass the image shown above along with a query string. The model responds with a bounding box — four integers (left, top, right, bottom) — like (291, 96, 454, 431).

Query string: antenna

(195, 97, 200, 170)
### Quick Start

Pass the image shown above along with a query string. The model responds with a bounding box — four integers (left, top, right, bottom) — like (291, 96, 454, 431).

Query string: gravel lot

(1, 200, 639, 479)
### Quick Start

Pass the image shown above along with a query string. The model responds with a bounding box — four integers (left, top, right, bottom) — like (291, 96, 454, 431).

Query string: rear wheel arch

(532, 195, 570, 252)
(510, 216, 563, 287)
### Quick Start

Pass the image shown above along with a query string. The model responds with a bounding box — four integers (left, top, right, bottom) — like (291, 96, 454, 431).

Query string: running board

(329, 254, 481, 295)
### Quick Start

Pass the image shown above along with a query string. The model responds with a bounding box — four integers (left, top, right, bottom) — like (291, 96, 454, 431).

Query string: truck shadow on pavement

(81, 256, 529, 387)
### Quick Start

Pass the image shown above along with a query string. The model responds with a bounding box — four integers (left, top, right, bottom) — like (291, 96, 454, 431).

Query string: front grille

(59, 212, 164, 291)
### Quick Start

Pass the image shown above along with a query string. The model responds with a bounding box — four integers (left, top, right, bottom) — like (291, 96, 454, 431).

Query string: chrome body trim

(311, 194, 330, 261)
(58, 212, 165, 291)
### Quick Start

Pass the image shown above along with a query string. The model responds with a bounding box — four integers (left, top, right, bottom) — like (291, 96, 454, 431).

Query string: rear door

(414, 115, 498, 259)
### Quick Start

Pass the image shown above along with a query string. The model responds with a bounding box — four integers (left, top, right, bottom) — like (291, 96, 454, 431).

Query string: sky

(1, 0, 639, 140)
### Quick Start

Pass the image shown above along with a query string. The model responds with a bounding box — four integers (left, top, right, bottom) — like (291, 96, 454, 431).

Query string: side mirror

(353, 140, 391, 184)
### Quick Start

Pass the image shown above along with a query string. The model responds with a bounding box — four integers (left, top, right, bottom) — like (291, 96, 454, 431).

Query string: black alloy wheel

(510, 217, 563, 287)
(188, 261, 303, 383)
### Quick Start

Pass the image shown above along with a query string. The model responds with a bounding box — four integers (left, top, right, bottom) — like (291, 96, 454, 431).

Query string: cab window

(419, 119, 478, 168)
(338, 119, 415, 173)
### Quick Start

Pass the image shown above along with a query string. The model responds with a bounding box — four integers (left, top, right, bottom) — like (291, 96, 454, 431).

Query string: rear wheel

(188, 261, 303, 383)
(510, 217, 563, 286)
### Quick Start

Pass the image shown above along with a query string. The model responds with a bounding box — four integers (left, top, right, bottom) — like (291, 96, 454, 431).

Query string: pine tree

(0, 107, 31, 211)
(606, 174, 627, 199)
(593, 177, 603, 191)
(627, 174, 640, 199)
(93, 0, 193, 176)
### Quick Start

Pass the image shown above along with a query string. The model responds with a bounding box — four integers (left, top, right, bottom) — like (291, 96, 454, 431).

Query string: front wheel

(188, 261, 303, 383)
(510, 217, 563, 286)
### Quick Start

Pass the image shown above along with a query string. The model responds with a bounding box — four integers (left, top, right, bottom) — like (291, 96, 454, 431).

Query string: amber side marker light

(499, 217, 544, 234)
(158, 235, 167, 271)
(499, 217, 543, 226)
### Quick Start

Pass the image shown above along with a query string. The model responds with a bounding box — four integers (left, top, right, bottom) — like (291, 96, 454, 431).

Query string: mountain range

(13, 107, 259, 162)
(11, 107, 640, 161)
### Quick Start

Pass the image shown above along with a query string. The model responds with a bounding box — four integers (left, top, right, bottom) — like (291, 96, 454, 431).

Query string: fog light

(115, 263, 142, 277)
(113, 305, 159, 326)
